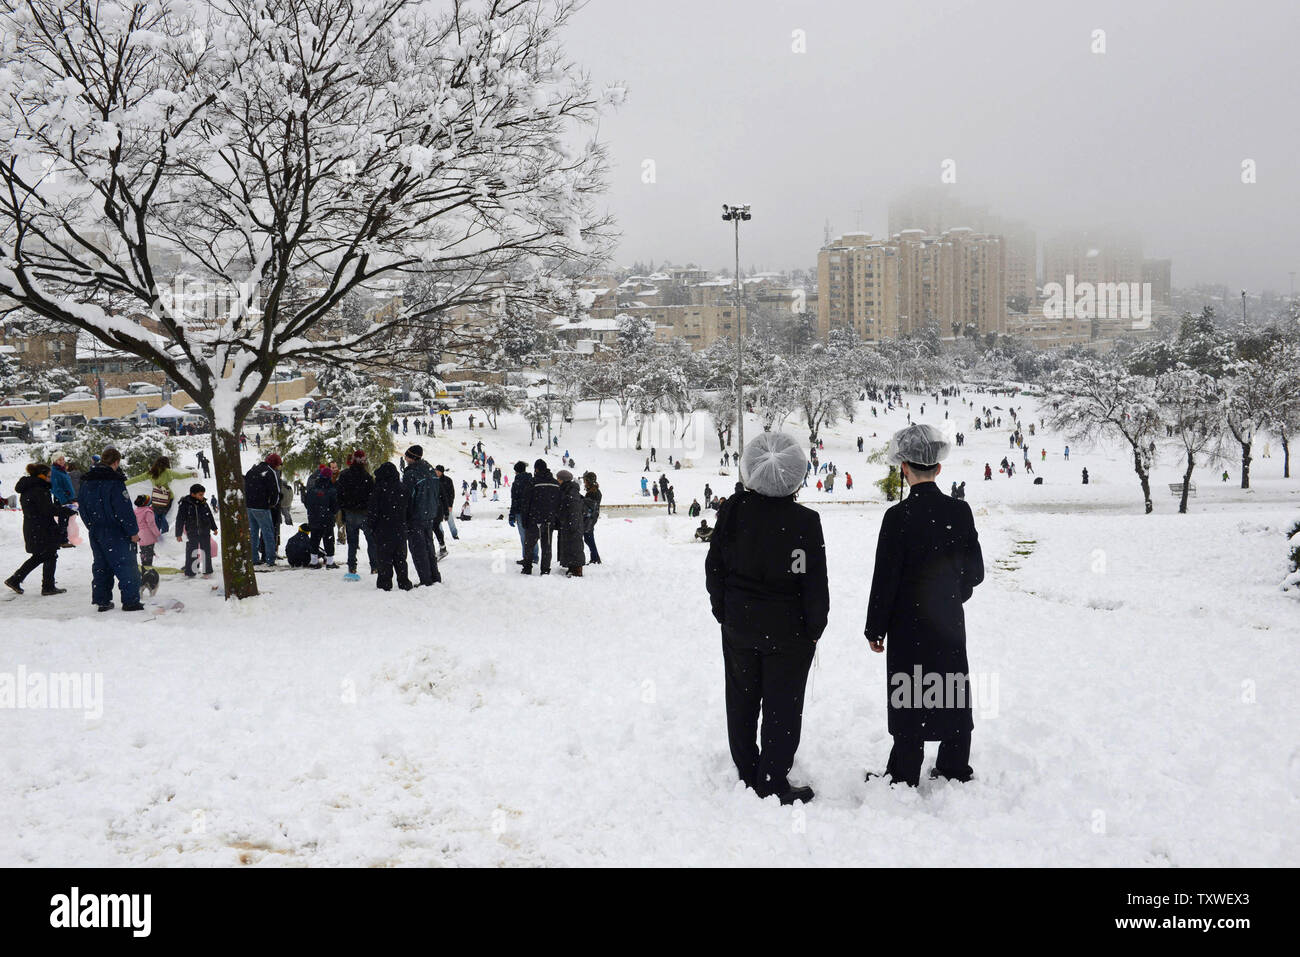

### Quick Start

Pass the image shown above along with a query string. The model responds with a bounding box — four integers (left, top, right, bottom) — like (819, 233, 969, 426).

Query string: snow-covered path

(2, 392, 1297, 866)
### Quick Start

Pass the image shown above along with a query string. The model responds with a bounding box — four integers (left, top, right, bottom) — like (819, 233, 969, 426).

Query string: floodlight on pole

(721, 203, 751, 455)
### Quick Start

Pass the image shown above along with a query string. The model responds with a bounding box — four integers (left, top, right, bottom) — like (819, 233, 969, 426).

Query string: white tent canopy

(146, 403, 187, 419)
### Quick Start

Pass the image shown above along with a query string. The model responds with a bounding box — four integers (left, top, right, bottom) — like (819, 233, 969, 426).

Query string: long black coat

(705, 491, 829, 643)
(864, 480, 984, 739)
(18, 475, 69, 554)
(555, 479, 586, 568)
(366, 463, 407, 545)
(527, 466, 560, 526)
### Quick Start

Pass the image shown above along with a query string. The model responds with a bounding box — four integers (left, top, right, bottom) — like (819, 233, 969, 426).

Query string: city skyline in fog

(563, 0, 1300, 292)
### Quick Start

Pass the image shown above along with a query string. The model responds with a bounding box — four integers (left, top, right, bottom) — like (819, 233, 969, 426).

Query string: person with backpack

(336, 450, 375, 580)
(366, 462, 413, 591)
(244, 453, 282, 567)
(301, 465, 339, 568)
(175, 484, 219, 578)
(125, 456, 195, 536)
(401, 446, 441, 585)
(5, 463, 74, 597)
(79, 447, 144, 611)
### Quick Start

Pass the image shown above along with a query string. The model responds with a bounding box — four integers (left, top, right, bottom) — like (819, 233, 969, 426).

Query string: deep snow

(1, 389, 1297, 866)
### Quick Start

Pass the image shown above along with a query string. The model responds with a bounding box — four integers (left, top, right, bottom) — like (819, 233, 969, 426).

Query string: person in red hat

(336, 449, 374, 580)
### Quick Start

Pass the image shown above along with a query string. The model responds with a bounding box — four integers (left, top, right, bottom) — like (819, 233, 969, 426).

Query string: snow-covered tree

(1156, 368, 1223, 514)
(793, 347, 857, 445)
(464, 383, 513, 430)
(0, 0, 614, 596)
(1222, 356, 1275, 490)
(1049, 358, 1162, 513)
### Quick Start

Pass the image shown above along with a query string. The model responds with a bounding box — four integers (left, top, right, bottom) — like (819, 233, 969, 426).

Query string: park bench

(1168, 482, 1197, 497)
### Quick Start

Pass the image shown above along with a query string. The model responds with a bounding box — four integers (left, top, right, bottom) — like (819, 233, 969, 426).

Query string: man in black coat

(865, 425, 984, 787)
(243, 454, 281, 566)
(366, 462, 412, 591)
(5, 464, 74, 596)
(705, 433, 829, 805)
(432, 464, 457, 556)
(401, 446, 441, 585)
(508, 461, 537, 566)
(521, 459, 559, 575)
(336, 451, 375, 577)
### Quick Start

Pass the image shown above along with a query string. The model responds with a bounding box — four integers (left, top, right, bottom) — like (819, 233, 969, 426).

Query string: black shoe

(540, 567, 550, 575)
(516, 559, 526, 566)
(41, 587, 67, 596)
(520, 565, 532, 575)
(398, 582, 414, 591)
(97, 603, 115, 612)
(777, 785, 815, 806)
(438, 547, 448, 559)
(122, 602, 145, 612)
(929, 767, 975, 783)
(4, 578, 22, 595)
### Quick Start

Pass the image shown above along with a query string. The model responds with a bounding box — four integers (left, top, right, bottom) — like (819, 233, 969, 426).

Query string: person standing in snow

(5, 463, 73, 597)
(581, 471, 602, 565)
(432, 464, 458, 557)
(132, 494, 161, 569)
(705, 431, 828, 806)
(337, 450, 375, 579)
(864, 424, 984, 788)
(175, 483, 219, 578)
(243, 453, 282, 567)
(366, 462, 412, 590)
(401, 446, 441, 585)
(79, 447, 144, 611)
(302, 465, 339, 568)
(521, 458, 559, 575)
(508, 461, 538, 567)
(554, 469, 586, 577)
(49, 455, 76, 546)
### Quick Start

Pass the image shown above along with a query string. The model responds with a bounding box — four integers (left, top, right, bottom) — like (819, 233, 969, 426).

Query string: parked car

(54, 428, 76, 443)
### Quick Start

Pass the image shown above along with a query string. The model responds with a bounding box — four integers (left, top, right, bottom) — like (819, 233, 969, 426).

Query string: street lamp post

(721, 203, 751, 455)
(1241, 288, 1248, 331)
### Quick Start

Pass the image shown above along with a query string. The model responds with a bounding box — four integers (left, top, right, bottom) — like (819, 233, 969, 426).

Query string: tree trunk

(1133, 445, 1153, 514)
(1179, 451, 1194, 514)
(1240, 439, 1252, 489)
(1282, 431, 1290, 479)
(210, 428, 259, 599)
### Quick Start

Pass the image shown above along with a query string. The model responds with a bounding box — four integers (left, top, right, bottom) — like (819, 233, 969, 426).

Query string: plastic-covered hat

(740, 431, 807, 497)
(886, 424, 951, 468)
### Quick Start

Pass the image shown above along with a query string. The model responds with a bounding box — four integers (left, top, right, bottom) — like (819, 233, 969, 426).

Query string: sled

(148, 598, 185, 614)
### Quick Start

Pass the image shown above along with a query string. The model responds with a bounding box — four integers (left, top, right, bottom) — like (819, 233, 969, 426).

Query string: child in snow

(175, 484, 218, 577)
(133, 494, 161, 568)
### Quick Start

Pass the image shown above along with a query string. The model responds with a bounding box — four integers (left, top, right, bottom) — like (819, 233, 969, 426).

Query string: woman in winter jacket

(125, 456, 195, 534)
(366, 462, 412, 591)
(554, 469, 586, 576)
(5, 463, 74, 596)
(132, 495, 162, 567)
(581, 472, 602, 564)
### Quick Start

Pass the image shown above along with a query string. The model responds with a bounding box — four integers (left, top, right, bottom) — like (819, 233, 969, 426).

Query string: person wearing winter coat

(284, 524, 321, 568)
(865, 425, 984, 788)
(132, 495, 162, 568)
(581, 472, 602, 565)
(508, 461, 538, 566)
(401, 446, 441, 585)
(277, 466, 294, 547)
(78, 448, 143, 611)
(366, 462, 413, 591)
(301, 466, 339, 568)
(49, 456, 76, 546)
(244, 453, 282, 566)
(125, 456, 196, 536)
(336, 451, 375, 577)
(432, 465, 458, 556)
(553, 470, 586, 577)
(5, 463, 74, 596)
(522, 459, 560, 575)
(705, 432, 829, 806)
(175, 484, 219, 577)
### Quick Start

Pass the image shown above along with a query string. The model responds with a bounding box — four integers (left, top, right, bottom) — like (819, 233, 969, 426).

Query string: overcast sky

(561, 0, 1300, 291)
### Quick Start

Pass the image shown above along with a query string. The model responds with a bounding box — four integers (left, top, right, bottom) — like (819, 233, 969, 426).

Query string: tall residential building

(1142, 258, 1173, 305)
(1042, 229, 1144, 291)
(889, 187, 1036, 303)
(817, 229, 1005, 342)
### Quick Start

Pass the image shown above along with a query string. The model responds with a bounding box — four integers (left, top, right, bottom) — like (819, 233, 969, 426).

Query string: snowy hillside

(1, 390, 1297, 866)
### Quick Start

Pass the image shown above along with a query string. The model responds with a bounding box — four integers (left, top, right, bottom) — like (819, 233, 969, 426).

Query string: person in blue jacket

(49, 455, 77, 546)
(77, 447, 143, 612)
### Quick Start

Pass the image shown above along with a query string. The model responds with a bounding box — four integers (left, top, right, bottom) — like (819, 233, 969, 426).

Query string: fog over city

(564, 0, 1300, 290)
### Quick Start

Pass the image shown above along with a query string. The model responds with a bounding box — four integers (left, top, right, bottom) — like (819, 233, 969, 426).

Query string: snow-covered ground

(1, 389, 1297, 866)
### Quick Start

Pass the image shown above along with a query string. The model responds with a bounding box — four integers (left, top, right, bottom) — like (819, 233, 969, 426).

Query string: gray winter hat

(886, 423, 951, 469)
(740, 431, 807, 498)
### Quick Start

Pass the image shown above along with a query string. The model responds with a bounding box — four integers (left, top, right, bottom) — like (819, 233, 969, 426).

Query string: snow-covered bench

(1168, 482, 1197, 497)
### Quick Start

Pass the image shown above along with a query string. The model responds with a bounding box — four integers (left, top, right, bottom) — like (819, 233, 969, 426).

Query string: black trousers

(721, 624, 816, 797)
(183, 534, 213, 576)
(308, 526, 335, 560)
(11, 550, 58, 591)
(523, 521, 554, 572)
(374, 539, 412, 591)
(885, 729, 972, 787)
(407, 525, 440, 585)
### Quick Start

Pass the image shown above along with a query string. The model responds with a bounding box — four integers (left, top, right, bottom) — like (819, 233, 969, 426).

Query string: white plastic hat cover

(740, 431, 807, 497)
(886, 423, 951, 468)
